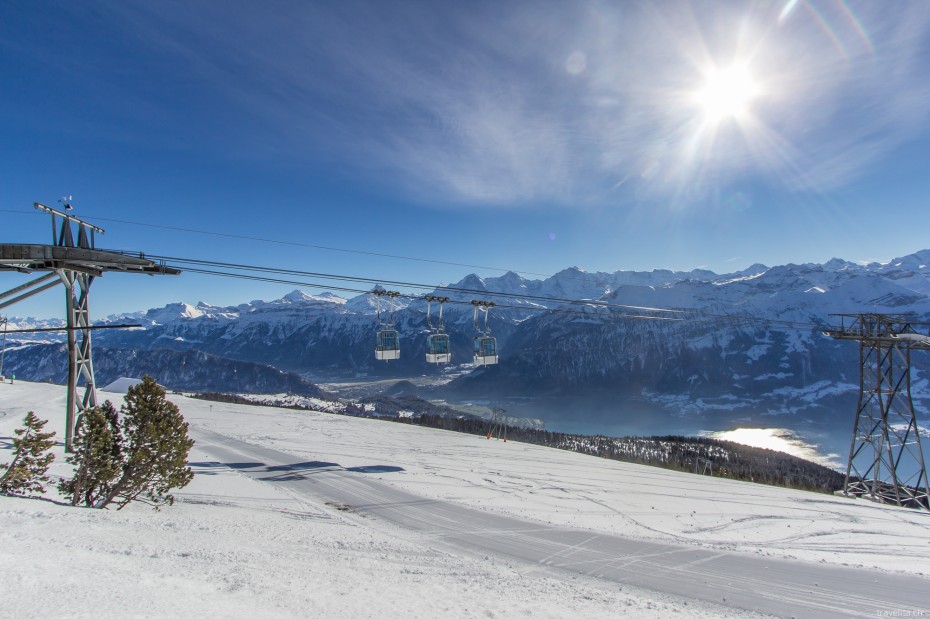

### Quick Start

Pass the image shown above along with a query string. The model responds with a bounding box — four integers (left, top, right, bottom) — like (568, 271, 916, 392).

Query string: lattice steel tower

(1, 202, 179, 450)
(826, 314, 930, 509)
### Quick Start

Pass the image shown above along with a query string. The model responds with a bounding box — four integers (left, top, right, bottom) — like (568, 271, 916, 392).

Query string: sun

(695, 64, 759, 121)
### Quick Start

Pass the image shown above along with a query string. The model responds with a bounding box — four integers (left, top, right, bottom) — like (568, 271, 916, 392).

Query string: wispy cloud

(104, 0, 930, 207)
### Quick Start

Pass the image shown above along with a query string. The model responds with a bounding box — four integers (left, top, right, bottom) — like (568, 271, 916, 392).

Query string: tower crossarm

(825, 313, 930, 349)
(0, 244, 180, 276)
(825, 330, 930, 349)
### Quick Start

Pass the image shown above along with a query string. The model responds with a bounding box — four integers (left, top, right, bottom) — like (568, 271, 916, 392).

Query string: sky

(2, 0, 930, 319)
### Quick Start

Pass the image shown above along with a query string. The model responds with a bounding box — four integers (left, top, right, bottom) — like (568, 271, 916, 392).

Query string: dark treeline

(192, 392, 258, 406)
(397, 414, 845, 494)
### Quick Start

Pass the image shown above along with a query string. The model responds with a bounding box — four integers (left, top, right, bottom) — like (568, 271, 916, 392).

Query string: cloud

(102, 1, 930, 207)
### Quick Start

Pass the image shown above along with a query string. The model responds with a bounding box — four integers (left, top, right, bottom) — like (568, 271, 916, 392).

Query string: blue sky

(3, 0, 930, 319)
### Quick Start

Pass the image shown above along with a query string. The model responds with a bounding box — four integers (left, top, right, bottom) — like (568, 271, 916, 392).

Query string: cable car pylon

(424, 295, 451, 364)
(486, 407, 509, 441)
(373, 289, 401, 361)
(825, 313, 930, 510)
(471, 300, 498, 366)
(1, 201, 180, 451)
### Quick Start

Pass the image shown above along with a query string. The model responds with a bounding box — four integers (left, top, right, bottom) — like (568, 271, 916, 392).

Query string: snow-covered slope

(1, 382, 927, 617)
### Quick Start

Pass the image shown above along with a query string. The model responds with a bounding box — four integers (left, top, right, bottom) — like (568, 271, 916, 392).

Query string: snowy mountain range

(5, 249, 930, 430)
(4, 345, 326, 398)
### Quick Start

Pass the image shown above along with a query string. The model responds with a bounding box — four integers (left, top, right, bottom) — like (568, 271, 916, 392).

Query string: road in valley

(194, 428, 927, 618)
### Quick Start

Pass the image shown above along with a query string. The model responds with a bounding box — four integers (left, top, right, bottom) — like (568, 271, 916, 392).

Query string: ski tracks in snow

(193, 427, 929, 618)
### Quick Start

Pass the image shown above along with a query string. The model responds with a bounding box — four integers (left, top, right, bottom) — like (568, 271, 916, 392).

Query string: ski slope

(1, 381, 929, 617)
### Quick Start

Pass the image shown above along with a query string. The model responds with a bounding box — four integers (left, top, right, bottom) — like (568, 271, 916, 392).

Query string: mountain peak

(489, 270, 528, 292)
(276, 289, 346, 306)
(457, 274, 487, 290)
(282, 289, 315, 303)
(552, 266, 586, 278)
(143, 302, 205, 325)
(822, 258, 855, 272)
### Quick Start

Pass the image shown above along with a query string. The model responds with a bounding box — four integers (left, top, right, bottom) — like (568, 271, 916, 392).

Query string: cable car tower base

(826, 314, 930, 510)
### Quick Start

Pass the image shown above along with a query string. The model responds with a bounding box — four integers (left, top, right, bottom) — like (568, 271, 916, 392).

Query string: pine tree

(58, 401, 123, 507)
(0, 412, 56, 496)
(96, 376, 194, 510)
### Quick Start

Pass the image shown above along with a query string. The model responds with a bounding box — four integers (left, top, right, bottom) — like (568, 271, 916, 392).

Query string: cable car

(426, 332, 451, 364)
(472, 300, 499, 366)
(425, 295, 451, 364)
(473, 335, 498, 365)
(373, 290, 400, 361)
(376, 328, 400, 361)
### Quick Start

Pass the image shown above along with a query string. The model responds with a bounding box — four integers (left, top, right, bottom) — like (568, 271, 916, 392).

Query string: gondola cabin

(426, 333, 451, 364)
(375, 329, 400, 361)
(473, 336, 498, 365)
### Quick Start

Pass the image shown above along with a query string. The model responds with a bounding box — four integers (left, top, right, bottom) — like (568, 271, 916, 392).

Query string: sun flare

(695, 64, 759, 121)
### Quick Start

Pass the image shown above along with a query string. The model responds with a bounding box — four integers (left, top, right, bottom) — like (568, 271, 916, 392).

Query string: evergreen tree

(58, 402, 123, 507)
(96, 376, 194, 510)
(0, 411, 56, 496)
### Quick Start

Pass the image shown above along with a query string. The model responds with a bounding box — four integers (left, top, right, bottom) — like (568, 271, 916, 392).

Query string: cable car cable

(160, 256, 829, 331)
(176, 266, 815, 329)
(3, 207, 841, 330)
(4, 209, 555, 278)
(0, 207, 900, 332)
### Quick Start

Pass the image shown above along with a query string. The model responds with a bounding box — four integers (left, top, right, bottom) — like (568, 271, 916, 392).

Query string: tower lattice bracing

(827, 314, 930, 509)
(52, 206, 103, 448)
(59, 268, 98, 444)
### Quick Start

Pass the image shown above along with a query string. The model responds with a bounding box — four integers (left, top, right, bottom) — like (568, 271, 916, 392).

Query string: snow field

(0, 381, 763, 618)
(183, 392, 930, 576)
